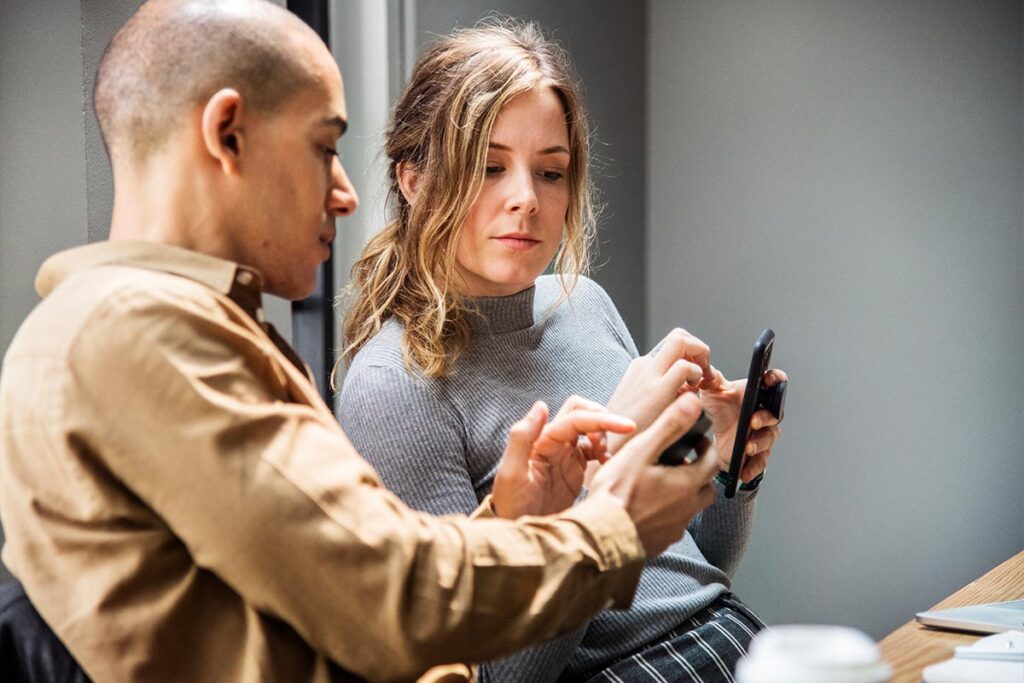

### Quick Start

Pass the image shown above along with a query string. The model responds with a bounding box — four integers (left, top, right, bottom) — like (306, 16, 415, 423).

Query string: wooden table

(878, 549, 1024, 683)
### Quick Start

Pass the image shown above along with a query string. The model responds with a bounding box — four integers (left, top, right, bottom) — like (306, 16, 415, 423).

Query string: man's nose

(328, 158, 359, 217)
(505, 167, 538, 216)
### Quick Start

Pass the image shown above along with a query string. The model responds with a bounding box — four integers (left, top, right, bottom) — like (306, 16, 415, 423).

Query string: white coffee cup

(736, 625, 892, 683)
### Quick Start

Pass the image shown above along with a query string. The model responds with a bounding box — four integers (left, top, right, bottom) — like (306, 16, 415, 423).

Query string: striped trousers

(577, 594, 765, 683)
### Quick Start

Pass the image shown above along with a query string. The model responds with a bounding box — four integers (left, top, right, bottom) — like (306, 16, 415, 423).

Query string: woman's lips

(494, 236, 540, 251)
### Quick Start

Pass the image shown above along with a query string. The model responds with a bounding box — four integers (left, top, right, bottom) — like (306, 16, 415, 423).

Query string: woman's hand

(699, 368, 787, 482)
(492, 396, 636, 519)
(605, 328, 713, 453)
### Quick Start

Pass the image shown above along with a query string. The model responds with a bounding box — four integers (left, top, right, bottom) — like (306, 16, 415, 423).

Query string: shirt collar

(36, 240, 264, 317)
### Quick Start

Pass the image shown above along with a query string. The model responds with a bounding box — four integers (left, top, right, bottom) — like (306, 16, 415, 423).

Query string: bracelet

(716, 471, 764, 492)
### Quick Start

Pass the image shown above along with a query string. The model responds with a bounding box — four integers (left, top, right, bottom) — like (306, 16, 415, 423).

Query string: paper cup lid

(736, 625, 892, 683)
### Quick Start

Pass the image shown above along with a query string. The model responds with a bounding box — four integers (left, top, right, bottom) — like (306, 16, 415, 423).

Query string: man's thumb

(621, 393, 702, 464)
(503, 401, 547, 468)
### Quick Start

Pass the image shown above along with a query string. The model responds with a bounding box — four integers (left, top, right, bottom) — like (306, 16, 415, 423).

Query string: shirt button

(236, 270, 254, 286)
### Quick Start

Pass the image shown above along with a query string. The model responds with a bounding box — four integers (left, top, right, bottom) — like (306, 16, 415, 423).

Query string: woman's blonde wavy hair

(338, 19, 596, 380)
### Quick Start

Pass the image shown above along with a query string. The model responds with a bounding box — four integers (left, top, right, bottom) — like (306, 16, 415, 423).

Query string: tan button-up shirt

(0, 241, 645, 682)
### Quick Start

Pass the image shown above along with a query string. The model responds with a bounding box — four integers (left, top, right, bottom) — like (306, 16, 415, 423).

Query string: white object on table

(922, 630, 1024, 683)
(736, 624, 891, 683)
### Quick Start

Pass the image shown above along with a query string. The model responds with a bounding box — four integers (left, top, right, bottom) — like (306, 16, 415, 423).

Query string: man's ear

(396, 160, 422, 205)
(201, 88, 245, 175)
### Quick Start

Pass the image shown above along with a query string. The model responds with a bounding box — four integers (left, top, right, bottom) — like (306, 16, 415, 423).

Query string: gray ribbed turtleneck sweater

(339, 275, 758, 683)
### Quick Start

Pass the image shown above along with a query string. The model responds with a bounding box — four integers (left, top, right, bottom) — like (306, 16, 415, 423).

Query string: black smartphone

(724, 328, 786, 498)
(658, 411, 713, 466)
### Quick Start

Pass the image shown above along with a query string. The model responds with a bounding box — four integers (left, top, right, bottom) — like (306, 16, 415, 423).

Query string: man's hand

(699, 367, 787, 483)
(492, 396, 636, 519)
(589, 392, 719, 556)
(605, 328, 714, 453)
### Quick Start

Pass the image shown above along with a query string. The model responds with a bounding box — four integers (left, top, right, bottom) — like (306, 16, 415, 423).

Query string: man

(0, 1, 720, 681)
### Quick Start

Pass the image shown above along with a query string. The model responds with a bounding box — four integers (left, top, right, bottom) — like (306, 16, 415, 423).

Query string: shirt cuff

(469, 495, 497, 520)
(555, 491, 646, 609)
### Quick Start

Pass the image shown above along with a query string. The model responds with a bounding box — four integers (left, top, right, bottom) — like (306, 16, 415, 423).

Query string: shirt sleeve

(340, 362, 588, 683)
(66, 286, 646, 682)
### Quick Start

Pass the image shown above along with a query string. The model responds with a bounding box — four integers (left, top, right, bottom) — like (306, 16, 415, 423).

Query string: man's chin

(266, 277, 317, 302)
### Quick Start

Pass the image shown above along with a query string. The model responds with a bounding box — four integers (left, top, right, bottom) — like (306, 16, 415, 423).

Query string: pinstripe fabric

(575, 594, 764, 683)
(340, 276, 762, 683)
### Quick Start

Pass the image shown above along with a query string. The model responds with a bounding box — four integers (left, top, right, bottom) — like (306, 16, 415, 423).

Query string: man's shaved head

(95, 0, 321, 165)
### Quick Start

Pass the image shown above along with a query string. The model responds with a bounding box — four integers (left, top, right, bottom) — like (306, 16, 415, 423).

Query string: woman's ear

(396, 160, 422, 205)
(201, 88, 244, 175)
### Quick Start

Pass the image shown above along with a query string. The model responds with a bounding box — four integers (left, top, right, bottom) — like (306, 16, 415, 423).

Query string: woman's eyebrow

(488, 141, 570, 155)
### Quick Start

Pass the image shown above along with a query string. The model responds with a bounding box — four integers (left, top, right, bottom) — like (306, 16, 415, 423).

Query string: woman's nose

(505, 167, 538, 215)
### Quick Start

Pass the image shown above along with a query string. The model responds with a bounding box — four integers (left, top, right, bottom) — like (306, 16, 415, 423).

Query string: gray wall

(414, 0, 649, 340)
(648, 0, 1024, 639)
(0, 0, 94, 582)
(1, 0, 90, 372)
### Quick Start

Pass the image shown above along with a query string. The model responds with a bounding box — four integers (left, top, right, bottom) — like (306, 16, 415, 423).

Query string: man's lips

(319, 230, 336, 259)
(494, 233, 540, 251)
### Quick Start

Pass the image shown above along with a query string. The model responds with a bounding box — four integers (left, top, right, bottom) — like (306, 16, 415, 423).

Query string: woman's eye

(485, 165, 503, 175)
(540, 170, 565, 182)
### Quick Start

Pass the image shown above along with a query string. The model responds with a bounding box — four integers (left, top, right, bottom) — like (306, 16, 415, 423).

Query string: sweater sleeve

(339, 361, 590, 683)
(687, 480, 759, 578)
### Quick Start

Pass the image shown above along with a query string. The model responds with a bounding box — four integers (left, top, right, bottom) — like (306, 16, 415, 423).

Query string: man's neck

(108, 159, 230, 260)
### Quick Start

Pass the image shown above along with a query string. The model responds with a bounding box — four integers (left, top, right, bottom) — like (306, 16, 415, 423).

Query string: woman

(338, 20, 785, 683)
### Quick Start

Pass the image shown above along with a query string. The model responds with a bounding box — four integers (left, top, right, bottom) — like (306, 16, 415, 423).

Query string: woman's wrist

(715, 470, 764, 492)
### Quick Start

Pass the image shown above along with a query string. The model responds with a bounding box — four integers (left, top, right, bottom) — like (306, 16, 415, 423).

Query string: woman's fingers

(750, 409, 781, 431)
(652, 328, 713, 381)
(743, 424, 781, 456)
(763, 368, 789, 387)
(699, 365, 728, 392)
(664, 358, 705, 392)
(740, 449, 770, 482)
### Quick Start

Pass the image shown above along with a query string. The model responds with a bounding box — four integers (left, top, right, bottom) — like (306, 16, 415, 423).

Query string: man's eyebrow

(321, 115, 348, 136)
(488, 142, 570, 155)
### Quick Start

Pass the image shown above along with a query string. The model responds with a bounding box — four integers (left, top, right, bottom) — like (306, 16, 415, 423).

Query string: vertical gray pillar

(328, 0, 407, 399)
